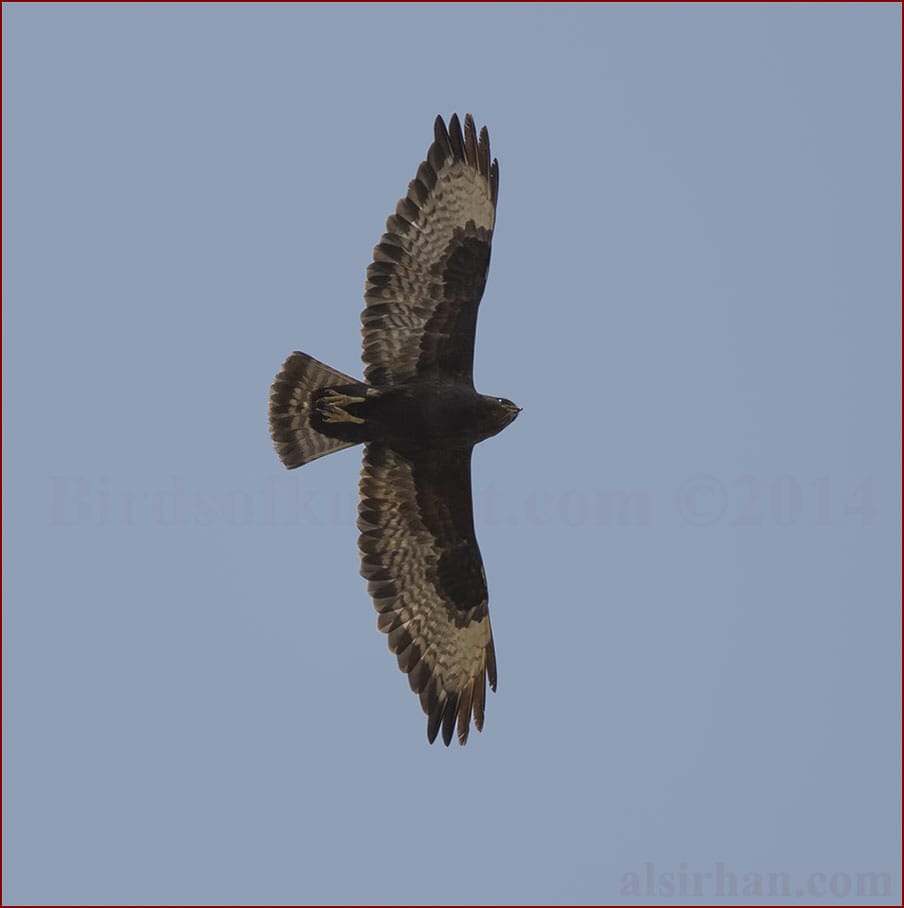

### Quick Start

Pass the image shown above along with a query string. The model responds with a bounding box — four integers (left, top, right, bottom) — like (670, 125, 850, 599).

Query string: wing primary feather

(408, 657, 431, 693)
(442, 692, 460, 747)
(433, 113, 449, 149)
(457, 680, 474, 745)
(427, 695, 444, 744)
(448, 113, 466, 161)
(478, 125, 491, 177)
(463, 114, 478, 169)
(473, 670, 487, 731)
(420, 676, 440, 718)
(431, 115, 452, 169)
(486, 639, 498, 692)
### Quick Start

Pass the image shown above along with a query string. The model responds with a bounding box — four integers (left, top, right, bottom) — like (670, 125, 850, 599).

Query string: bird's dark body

(269, 114, 517, 746)
(312, 382, 515, 454)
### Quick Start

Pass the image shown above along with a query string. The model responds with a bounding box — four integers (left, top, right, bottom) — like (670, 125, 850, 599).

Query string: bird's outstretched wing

(358, 443, 497, 745)
(362, 113, 499, 387)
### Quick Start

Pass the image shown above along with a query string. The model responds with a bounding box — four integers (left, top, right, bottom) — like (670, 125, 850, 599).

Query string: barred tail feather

(269, 352, 359, 468)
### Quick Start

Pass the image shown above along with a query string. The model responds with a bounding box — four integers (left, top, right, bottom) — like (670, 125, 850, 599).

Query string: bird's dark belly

(366, 383, 484, 449)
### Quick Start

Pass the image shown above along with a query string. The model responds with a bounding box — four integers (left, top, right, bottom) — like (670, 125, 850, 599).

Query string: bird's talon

(317, 389, 366, 424)
(322, 408, 365, 425)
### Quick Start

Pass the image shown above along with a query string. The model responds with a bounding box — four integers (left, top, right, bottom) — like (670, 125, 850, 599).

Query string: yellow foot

(317, 389, 365, 425)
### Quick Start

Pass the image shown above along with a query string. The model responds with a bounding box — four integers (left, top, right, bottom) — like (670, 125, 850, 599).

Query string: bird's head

(496, 397, 522, 422)
(478, 394, 521, 439)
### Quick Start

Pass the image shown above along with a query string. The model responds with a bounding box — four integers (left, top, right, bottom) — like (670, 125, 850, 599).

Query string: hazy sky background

(3, 3, 901, 905)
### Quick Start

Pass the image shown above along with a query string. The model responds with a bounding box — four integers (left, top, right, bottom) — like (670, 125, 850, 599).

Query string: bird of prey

(269, 114, 519, 746)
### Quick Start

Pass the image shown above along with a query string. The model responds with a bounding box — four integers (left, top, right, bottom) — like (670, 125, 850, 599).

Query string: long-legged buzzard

(269, 114, 519, 745)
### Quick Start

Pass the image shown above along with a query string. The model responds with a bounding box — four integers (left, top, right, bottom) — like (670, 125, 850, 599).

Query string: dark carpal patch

(441, 226, 491, 302)
(417, 225, 491, 378)
(435, 545, 487, 617)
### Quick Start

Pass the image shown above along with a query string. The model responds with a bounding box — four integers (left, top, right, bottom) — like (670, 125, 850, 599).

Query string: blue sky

(3, 3, 901, 905)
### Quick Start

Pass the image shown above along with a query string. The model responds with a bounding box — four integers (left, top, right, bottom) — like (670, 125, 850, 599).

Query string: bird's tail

(269, 352, 361, 468)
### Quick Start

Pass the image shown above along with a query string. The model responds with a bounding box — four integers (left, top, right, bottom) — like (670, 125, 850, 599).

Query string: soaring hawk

(269, 114, 519, 745)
